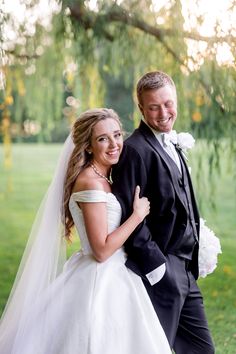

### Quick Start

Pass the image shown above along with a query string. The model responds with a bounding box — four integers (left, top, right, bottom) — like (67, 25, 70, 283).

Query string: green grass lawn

(0, 143, 235, 353)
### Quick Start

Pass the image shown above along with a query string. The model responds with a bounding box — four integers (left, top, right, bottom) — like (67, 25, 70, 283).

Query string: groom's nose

(158, 105, 168, 118)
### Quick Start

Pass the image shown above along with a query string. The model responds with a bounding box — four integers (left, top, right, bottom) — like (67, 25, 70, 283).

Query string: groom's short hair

(136, 71, 176, 105)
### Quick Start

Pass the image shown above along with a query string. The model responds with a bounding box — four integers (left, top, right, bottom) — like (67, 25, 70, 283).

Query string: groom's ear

(138, 103, 144, 116)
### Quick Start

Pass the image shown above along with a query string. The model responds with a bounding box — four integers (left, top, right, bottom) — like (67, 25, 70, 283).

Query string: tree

(0, 0, 235, 204)
(0, 0, 236, 140)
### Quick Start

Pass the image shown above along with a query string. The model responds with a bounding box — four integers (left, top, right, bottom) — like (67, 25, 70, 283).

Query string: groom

(112, 71, 215, 353)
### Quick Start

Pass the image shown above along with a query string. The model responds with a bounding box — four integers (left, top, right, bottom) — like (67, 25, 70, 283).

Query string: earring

(87, 151, 92, 155)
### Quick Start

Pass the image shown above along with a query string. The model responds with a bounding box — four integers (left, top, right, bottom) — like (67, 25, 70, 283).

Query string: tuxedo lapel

(138, 121, 187, 210)
(175, 147, 191, 179)
(175, 146, 200, 221)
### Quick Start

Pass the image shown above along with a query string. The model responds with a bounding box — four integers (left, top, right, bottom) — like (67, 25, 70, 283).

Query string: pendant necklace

(90, 163, 113, 185)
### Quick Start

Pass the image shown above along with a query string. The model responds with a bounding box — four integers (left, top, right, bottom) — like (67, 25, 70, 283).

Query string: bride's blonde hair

(63, 108, 121, 240)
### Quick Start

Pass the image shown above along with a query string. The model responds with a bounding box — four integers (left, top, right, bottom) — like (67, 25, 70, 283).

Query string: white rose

(177, 132, 195, 151)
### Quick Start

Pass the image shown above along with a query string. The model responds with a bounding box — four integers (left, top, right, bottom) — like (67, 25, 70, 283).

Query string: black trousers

(143, 254, 215, 354)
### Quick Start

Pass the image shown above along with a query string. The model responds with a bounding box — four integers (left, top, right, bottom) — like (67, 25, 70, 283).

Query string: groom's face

(138, 85, 177, 133)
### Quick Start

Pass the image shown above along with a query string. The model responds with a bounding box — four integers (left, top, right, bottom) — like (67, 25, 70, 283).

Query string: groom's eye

(165, 101, 174, 108)
(149, 106, 158, 111)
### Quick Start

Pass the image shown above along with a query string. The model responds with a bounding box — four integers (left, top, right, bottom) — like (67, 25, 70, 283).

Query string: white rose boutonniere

(176, 132, 195, 152)
(172, 131, 195, 160)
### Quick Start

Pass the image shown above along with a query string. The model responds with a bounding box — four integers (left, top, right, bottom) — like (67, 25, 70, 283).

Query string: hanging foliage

(0, 0, 235, 143)
(0, 0, 235, 205)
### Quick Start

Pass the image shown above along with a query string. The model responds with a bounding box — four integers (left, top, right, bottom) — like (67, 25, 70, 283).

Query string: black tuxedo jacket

(112, 121, 200, 280)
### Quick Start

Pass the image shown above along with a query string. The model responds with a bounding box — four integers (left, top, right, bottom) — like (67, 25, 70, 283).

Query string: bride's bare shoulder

(72, 167, 104, 193)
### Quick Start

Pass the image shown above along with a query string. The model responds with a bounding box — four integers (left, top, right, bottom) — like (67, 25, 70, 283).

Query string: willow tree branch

(69, 3, 228, 112)
(69, 3, 236, 45)
(4, 50, 40, 59)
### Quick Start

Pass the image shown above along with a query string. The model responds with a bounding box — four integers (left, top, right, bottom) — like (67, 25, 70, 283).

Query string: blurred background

(0, 0, 236, 352)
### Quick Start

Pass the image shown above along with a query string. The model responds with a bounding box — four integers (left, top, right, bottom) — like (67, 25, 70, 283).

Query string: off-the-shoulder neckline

(71, 190, 113, 196)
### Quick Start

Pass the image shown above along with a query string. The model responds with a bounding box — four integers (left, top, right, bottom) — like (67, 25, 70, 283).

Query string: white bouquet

(198, 218, 222, 278)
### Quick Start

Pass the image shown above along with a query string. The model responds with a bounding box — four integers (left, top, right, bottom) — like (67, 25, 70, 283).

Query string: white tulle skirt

(1, 249, 171, 354)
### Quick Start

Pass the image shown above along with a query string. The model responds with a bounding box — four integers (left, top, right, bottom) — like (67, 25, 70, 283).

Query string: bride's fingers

(134, 185, 140, 202)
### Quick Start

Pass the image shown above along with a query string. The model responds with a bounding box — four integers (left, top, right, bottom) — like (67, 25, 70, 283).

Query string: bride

(0, 108, 171, 354)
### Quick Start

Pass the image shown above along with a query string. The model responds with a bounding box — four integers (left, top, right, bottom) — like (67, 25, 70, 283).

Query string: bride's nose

(109, 137, 116, 148)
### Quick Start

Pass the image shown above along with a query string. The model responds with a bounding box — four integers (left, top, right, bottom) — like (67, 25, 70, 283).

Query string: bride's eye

(98, 136, 108, 142)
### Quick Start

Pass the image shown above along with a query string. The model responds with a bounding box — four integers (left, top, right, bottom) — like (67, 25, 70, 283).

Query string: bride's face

(90, 118, 123, 169)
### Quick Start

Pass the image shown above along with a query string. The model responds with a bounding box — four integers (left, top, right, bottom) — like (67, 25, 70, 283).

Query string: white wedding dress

(1, 190, 171, 354)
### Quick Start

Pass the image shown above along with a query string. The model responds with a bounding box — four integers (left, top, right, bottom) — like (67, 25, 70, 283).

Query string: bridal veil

(0, 135, 74, 350)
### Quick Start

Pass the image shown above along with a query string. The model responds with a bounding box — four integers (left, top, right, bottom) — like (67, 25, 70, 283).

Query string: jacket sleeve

(112, 143, 166, 280)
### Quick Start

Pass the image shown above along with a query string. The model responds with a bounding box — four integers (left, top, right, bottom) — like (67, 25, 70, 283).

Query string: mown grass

(0, 142, 235, 353)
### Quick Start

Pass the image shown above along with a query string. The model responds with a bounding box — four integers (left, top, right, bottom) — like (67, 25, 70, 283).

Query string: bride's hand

(132, 186, 150, 222)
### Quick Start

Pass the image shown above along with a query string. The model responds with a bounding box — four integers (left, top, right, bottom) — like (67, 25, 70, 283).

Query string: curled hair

(63, 108, 121, 240)
(136, 71, 176, 105)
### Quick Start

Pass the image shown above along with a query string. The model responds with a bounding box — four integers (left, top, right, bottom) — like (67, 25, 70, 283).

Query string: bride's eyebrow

(95, 130, 121, 139)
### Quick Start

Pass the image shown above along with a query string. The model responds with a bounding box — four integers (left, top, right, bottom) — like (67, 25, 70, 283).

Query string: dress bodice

(69, 190, 122, 255)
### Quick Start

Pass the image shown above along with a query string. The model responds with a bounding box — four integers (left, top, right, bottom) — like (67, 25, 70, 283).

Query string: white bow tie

(161, 130, 178, 147)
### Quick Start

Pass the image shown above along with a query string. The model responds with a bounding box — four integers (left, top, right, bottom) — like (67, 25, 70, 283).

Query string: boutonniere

(175, 132, 195, 160)
(176, 132, 195, 152)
